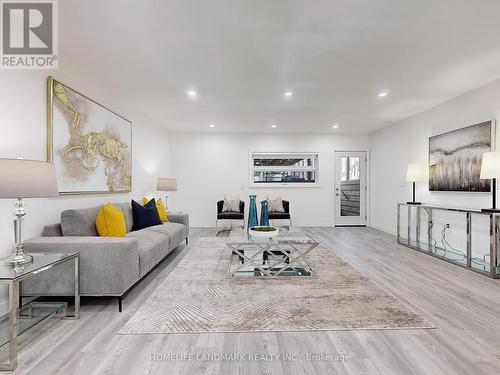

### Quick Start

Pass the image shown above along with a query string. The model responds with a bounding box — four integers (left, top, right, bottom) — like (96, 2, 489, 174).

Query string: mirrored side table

(0, 252, 79, 371)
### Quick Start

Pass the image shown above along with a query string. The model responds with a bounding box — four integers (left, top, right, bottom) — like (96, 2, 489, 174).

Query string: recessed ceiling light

(271, 124, 277, 128)
(209, 124, 215, 128)
(332, 124, 339, 129)
(378, 91, 389, 98)
(187, 90, 198, 99)
(284, 91, 293, 97)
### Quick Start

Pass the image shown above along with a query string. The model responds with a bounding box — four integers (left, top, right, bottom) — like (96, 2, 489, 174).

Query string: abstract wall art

(47, 77, 132, 194)
(429, 121, 493, 192)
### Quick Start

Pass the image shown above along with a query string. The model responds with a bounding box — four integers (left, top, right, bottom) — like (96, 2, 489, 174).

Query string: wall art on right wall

(429, 121, 493, 192)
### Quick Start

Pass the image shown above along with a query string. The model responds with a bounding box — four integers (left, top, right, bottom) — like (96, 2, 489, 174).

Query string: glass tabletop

(227, 226, 317, 244)
(0, 252, 78, 280)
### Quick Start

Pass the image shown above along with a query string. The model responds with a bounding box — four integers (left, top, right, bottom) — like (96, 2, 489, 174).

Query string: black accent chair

(216, 200, 245, 235)
(267, 200, 292, 228)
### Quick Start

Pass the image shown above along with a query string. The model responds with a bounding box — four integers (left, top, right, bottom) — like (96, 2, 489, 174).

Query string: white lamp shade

(156, 177, 177, 191)
(480, 151, 500, 179)
(406, 163, 426, 182)
(0, 159, 59, 198)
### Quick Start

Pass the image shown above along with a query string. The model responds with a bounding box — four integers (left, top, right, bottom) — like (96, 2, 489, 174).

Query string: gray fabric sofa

(22, 202, 189, 311)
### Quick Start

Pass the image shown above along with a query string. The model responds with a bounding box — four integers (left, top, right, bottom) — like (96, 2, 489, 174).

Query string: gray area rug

(119, 237, 432, 334)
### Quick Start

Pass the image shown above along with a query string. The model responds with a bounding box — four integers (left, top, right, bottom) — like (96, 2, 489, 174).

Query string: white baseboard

(369, 223, 396, 235)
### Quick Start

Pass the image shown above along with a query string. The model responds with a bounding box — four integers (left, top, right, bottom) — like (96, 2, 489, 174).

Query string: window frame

(249, 151, 320, 187)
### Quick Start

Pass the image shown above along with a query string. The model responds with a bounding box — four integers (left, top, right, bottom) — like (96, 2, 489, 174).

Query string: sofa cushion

(115, 202, 134, 232)
(267, 197, 285, 213)
(127, 230, 170, 277)
(145, 222, 186, 250)
(131, 199, 162, 231)
(61, 207, 99, 236)
(268, 212, 291, 220)
(96, 203, 126, 237)
(218, 212, 244, 220)
(42, 223, 63, 237)
(222, 196, 240, 212)
(143, 197, 168, 222)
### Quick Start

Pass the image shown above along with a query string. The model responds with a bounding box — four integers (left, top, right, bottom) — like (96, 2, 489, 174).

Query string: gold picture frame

(47, 76, 132, 195)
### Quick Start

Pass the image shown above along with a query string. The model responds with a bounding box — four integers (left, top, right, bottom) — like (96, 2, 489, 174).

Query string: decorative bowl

(249, 226, 279, 239)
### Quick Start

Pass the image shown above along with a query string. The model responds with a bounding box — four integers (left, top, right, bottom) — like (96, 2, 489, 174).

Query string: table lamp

(406, 163, 426, 205)
(480, 151, 500, 213)
(156, 177, 177, 211)
(0, 159, 59, 264)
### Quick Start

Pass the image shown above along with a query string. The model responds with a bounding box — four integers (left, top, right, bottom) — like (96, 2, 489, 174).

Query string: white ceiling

(60, 0, 500, 133)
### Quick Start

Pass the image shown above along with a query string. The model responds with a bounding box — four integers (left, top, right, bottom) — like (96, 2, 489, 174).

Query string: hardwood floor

(9, 227, 500, 375)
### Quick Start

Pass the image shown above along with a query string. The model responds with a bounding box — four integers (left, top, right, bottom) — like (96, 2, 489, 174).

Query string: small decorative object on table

(260, 200, 269, 226)
(249, 226, 279, 239)
(247, 194, 259, 230)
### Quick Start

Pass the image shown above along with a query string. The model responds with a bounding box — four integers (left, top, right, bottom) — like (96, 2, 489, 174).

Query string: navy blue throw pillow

(131, 199, 162, 231)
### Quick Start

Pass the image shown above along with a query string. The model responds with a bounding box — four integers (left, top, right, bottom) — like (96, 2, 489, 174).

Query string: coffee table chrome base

(227, 241, 318, 277)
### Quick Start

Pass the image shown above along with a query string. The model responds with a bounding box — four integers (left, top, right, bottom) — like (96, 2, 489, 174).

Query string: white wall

(169, 132, 370, 227)
(0, 55, 171, 257)
(370, 78, 500, 235)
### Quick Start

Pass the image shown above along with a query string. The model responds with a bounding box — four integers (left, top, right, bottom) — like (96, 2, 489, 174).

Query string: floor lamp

(406, 163, 425, 205)
(0, 159, 59, 265)
(480, 151, 500, 213)
(156, 177, 177, 211)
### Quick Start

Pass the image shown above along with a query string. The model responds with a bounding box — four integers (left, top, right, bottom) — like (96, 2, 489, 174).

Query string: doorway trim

(333, 149, 370, 227)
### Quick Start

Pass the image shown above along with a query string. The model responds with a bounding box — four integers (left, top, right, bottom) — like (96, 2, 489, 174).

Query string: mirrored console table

(397, 203, 499, 278)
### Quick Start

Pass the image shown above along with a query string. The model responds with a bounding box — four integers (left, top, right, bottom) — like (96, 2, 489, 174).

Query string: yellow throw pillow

(156, 198, 169, 222)
(96, 203, 126, 237)
(143, 198, 168, 222)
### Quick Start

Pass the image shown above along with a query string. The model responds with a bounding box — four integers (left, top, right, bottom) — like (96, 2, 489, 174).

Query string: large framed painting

(429, 121, 494, 192)
(47, 77, 132, 194)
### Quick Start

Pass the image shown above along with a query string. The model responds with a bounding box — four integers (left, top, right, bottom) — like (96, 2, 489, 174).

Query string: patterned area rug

(119, 237, 432, 334)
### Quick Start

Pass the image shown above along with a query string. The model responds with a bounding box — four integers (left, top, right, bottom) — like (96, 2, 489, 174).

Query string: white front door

(334, 151, 367, 226)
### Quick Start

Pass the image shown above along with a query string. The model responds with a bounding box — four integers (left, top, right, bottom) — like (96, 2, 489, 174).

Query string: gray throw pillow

(267, 197, 285, 212)
(222, 196, 240, 212)
(61, 207, 100, 236)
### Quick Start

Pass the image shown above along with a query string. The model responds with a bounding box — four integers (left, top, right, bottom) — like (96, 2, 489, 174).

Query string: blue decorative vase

(248, 195, 258, 230)
(260, 200, 269, 226)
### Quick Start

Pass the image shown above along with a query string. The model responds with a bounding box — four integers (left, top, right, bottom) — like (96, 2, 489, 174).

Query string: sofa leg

(186, 238, 189, 245)
(118, 296, 122, 312)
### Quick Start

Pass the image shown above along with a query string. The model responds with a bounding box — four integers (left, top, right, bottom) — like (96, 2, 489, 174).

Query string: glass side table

(0, 252, 79, 371)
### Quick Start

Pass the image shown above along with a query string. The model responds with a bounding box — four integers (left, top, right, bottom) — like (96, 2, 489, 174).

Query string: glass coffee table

(226, 227, 318, 277)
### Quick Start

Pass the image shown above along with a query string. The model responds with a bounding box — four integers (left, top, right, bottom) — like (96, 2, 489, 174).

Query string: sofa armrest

(22, 236, 140, 296)
(168, 213, 189, 228)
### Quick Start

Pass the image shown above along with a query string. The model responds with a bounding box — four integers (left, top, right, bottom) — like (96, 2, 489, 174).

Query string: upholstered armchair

(267, 200, 292, 227)
(216, 200, 245, 234)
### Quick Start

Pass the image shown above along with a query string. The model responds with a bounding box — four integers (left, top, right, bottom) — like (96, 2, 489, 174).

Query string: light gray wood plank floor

(7, 227, 500, 375)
